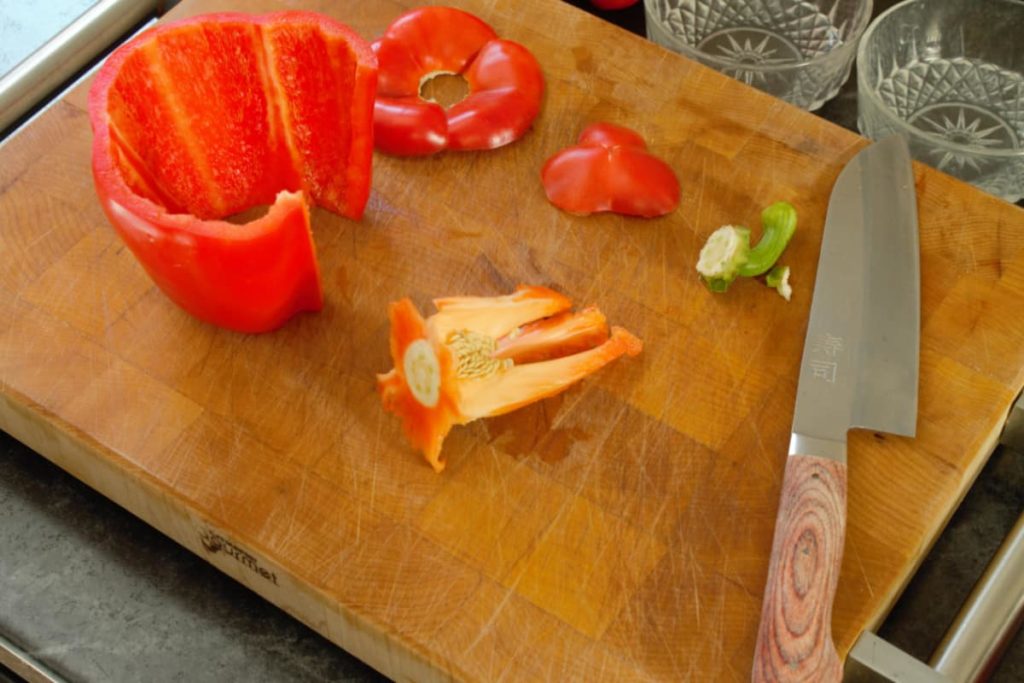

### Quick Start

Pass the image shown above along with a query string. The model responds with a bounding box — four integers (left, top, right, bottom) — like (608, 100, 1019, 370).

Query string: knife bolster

(788, 434, 846, 462)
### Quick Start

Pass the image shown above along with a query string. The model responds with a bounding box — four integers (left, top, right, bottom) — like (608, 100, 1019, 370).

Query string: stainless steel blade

(790, 135, 920, 459)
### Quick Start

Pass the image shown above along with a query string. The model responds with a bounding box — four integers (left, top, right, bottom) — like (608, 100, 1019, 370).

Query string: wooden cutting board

(2, 0, 1023, 680)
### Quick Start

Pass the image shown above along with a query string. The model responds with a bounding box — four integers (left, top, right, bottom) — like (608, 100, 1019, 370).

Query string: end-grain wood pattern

(752, 455, 847, 683)
(2, 0, 1024, 680)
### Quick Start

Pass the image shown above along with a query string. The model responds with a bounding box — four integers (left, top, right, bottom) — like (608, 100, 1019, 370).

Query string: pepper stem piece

(697, 201, 797, 292)
(696, 225, 751, 292)
(738, 201, 798, 277)
(403, 339, 442, 406)
(766, 265, 792, 301)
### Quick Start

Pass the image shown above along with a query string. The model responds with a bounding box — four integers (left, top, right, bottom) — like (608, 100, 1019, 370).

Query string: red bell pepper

(88, 12, 377, 333)
(541, 122, 681, 217)
(589, 0, 641, 9)
(372, 6, 544, 156)
(377, 286, 642, 472)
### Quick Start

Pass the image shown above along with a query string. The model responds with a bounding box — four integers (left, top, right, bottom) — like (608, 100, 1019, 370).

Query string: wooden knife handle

(751, 453, 847, 683)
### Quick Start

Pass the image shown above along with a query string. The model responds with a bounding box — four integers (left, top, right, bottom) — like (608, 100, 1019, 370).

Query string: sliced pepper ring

(89, 11, 377, 333)
(372, 6, 544, 156)
(377, 286, 642, 472)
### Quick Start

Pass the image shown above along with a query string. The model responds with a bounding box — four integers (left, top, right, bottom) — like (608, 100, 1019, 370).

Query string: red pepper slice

(88, 12, 377, 333)
(372, 6, 544, 156)
(377, 286, 642, 472)
(541, 122, 681, 218)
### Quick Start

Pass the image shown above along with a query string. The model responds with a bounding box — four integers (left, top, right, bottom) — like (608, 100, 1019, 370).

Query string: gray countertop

(1, 1, 1022, 681)
(0, 1, 97, 74)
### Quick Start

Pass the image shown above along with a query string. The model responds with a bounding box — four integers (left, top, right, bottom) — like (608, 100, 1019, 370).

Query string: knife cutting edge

(751, 135, 921, 682)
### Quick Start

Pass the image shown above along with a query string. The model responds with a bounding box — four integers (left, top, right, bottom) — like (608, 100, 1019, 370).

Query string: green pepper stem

(696, 225, 750, 291)
(737, 201, 797, 277)
(766, 264, 792, 301)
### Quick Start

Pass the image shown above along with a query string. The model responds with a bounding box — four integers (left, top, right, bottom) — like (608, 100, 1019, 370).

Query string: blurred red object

(589, 0, 640, 9)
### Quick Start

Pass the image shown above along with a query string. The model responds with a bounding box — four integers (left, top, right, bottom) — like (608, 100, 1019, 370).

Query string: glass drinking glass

(643, 0, 873, 110)
(857, 0, 1024, 203)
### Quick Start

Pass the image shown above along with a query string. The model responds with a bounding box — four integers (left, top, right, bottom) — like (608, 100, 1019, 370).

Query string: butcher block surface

(2, 0, 1023, 680)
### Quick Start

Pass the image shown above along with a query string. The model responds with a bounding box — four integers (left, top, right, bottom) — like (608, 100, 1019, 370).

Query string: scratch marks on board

(688, 544, 703, 629)
(851, 542, 875, 600)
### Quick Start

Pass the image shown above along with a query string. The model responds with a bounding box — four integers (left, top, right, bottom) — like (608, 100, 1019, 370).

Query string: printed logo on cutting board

(199, 528, 279, 586)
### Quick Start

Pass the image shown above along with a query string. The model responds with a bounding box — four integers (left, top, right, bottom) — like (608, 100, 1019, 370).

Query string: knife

(751, 136, 920, 682)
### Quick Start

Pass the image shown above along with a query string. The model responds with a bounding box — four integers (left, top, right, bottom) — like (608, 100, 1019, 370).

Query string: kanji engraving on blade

(813, 333, 844, 357)
(810, 359, 838, 383)
(809, 333, 843, 383)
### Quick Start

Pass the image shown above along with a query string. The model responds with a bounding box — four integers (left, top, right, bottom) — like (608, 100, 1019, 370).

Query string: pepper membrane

(377, 286, 642, 472)
(89, 12, 377, 333)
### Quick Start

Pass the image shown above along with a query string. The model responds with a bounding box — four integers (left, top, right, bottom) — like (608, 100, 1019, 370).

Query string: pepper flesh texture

(377, 286, 642, 472)
(494, 307, 610, 364)
(372, 6, 544, 156)
(541, 122, 680, 217)
(89, 12, 377, 333)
